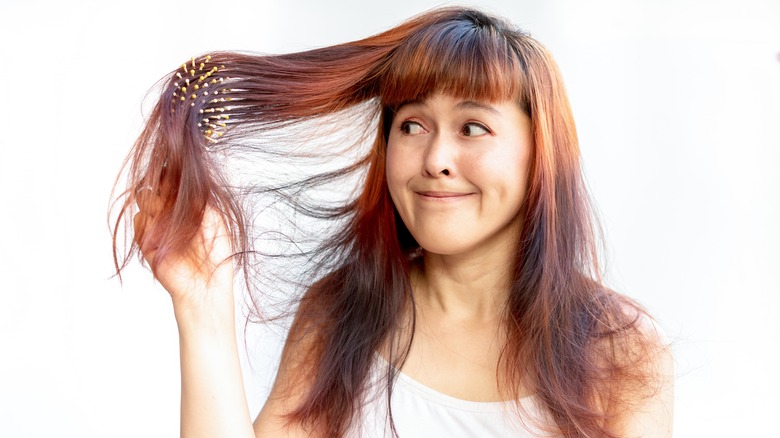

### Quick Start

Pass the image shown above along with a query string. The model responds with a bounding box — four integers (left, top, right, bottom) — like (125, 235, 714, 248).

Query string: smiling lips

(415, 191, 474, 201)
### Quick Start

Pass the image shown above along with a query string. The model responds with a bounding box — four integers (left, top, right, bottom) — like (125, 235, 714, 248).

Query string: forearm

(175, 301, 255, 438)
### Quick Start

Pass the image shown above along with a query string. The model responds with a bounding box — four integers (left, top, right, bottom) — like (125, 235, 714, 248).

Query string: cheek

(469, 148, 529, 184)
(384, 141, 408, 202)
(467, 145, 531, 205)
(507, 153, 531, 204)
(385, 143, 399, 186)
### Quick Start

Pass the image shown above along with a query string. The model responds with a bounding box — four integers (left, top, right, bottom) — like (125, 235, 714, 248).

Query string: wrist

(171, 288, 237, 335)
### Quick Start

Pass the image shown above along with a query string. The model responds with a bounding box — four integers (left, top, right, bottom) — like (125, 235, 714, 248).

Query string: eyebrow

(393, 99, 422, 112)
(455, 100, 500, 115)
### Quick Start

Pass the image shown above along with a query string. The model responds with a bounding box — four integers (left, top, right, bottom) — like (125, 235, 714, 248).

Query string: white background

(1, 0, 778, 436)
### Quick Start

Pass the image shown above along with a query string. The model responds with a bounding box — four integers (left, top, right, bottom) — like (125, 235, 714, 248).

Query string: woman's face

(386, 92, 533, 257)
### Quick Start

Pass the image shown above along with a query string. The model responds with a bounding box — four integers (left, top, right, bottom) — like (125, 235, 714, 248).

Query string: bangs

(379, 17, 527, 108)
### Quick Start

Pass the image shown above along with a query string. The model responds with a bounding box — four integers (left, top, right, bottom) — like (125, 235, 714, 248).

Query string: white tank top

(350, 356, 557, 437)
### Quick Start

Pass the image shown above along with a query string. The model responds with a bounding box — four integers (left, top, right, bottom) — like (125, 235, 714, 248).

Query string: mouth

(415, 191, 474, 201)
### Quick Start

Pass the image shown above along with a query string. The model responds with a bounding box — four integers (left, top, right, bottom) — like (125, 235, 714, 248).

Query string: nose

(422, 133, 455, 177)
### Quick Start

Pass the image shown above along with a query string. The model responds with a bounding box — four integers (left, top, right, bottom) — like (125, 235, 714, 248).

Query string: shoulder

(598, 295, 675, 437)
(611, 319, 674, 437)
(253, 278, 334, 437)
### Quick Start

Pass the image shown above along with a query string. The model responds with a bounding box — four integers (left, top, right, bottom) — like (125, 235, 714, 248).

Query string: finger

(134, 185, 164, 217)
(201, 206, 229, 238)
(133, 212, 159, 265)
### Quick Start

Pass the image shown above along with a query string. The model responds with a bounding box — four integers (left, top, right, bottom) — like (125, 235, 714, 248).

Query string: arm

(174, 285, 255, 438)
(136, 201, 315, 437)
(174, 275, 320, 438)
(136, 206, 254, 438)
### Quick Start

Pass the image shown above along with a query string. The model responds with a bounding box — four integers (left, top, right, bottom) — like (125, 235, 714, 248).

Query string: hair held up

(112, 7, 664, 437)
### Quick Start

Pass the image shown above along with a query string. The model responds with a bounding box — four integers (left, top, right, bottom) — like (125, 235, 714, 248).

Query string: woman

(113, 7, 673, 437)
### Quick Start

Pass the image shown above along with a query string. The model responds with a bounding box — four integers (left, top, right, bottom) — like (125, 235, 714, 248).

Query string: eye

(462, 122, 491, 137)
(400, 121, 427, 135)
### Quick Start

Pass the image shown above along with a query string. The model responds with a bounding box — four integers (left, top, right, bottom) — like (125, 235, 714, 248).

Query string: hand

(133, 190, 235, 317)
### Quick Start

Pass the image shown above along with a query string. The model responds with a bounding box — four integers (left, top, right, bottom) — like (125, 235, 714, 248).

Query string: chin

(414, 236, 476, 257)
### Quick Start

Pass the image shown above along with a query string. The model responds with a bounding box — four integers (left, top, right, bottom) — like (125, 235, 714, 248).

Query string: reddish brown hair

(112, 7, 660, 437)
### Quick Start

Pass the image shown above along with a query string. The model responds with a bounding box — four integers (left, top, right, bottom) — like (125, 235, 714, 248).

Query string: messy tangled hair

(112, 7, 662, 437)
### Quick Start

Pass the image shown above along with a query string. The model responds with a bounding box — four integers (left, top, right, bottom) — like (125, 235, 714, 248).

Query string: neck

(414, 241, 516, 322)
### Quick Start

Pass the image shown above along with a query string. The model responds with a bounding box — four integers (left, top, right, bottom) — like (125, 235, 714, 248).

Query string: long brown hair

(112, 7, 660, 437)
